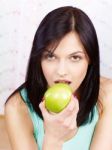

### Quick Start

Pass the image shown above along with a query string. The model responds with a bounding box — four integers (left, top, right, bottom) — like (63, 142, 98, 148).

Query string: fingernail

(42, 97, 45, 101)
(74, 96, 78, 101)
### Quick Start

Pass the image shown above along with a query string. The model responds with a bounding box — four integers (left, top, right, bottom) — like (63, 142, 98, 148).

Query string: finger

(39, 101, 49, 118)
(70, 118, 78, 132)
(69, 124, 78, 137)
(58, 95, 79, 117)
(73, 96, 79, 113)
(63, 102, 78, 126)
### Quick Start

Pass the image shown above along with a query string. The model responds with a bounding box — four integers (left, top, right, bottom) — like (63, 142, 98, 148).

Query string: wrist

(43, 134, 63, 150)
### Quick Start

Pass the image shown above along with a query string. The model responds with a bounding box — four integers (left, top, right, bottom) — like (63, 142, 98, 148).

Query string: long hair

(7, 6, 100, 126)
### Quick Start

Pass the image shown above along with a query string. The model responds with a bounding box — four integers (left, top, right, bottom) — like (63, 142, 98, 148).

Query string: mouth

(54, 80, 71, 85)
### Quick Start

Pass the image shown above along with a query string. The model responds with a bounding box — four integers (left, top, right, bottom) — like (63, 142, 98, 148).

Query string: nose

(56, 60, 68, 77)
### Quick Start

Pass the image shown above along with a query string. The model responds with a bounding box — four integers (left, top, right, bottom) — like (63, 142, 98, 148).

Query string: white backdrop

(0, 0, 112, 114)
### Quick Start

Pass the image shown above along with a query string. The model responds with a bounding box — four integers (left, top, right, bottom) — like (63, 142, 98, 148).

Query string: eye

(70, 55, 82, 62)
(43, 53, 56, 61)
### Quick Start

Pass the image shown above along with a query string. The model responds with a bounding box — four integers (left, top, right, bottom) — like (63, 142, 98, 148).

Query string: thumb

(39, 101, 49, 118)
(73, 95, 79, 114)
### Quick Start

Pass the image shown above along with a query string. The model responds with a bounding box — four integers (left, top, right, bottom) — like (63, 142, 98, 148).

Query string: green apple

(44, 83, 72, 113)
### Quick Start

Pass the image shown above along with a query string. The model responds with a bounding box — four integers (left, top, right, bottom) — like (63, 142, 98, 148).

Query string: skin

(90, 77, 112, 149)
(41, 31, 89, 93)
(5, 31, 112, 150)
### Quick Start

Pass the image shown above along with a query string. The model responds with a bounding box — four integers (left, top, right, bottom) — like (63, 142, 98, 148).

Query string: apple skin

(44, 83, 72, 113)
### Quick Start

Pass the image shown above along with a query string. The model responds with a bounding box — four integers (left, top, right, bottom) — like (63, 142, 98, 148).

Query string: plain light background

(0, 0, 112, 114)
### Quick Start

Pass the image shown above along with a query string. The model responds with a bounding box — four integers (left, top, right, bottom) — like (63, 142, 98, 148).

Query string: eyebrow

(70, 51, 89, 60)
(46, 50, 84, 53)
(44, 50, 85, 56)
(43, 50, 54, 54)
(68, 51, 85, 56)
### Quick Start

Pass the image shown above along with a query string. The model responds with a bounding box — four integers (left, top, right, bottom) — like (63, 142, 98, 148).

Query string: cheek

(77, 64, 88, 79)
(72, 62, 88, 87)
(41, 63, 49, 78)
(41, 62, 54, 81)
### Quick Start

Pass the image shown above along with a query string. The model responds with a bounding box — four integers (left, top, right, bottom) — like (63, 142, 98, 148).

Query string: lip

(54, 80, 71, 84)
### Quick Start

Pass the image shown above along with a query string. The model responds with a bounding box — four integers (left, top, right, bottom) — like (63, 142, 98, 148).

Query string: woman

(5, 6, 112, 150)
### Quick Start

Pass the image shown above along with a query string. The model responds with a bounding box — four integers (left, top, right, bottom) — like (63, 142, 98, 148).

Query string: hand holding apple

(39, 86, 79, 143)
(44, 83, 72, 113)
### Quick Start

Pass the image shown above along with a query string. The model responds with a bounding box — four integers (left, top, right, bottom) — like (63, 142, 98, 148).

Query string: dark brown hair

(6, 6, 100, 126)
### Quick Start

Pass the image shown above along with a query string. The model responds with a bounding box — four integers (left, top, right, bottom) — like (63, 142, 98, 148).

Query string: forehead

(48, 31, 86, 55)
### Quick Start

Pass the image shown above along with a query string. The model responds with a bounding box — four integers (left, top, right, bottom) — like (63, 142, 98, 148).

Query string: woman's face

(41, 31, 89, 93)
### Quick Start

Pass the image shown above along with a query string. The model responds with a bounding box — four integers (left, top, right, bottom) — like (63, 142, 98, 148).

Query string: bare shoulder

(5, 91, 27, 113)
(100, 76, 112, 87)
(99, 76, 112, 111)
(100, 76, 112, 96)
(5, 92, 37, 149)
(5, 92, 25, 112)
(5, 91, 33, 131)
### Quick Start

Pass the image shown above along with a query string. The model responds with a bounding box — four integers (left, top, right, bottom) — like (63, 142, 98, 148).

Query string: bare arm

(90, 77, 112, 149)
(5, 92, 79, 150)
(5, 93, 38, 150)
(39, 95, 79, 150)
(90, 110, 112, 149)
(5, 92, 64, 150)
